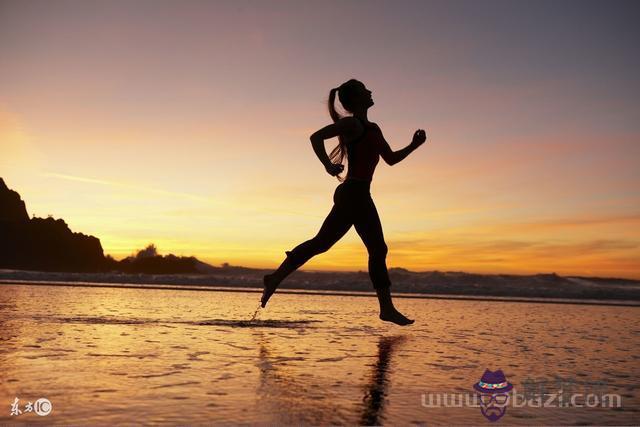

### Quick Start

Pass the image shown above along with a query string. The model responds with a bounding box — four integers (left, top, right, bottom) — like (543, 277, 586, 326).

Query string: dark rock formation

(118, 253, 199, 274)
(116, 244, 200, 274)
(0, 178, 105, 272)
(0, 179, 207, 274)
(0, 178, 29, 221)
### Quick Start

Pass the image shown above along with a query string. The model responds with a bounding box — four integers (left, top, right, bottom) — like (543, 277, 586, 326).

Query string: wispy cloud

(42, 171, 213, 202)
(42, 171, 327, 220)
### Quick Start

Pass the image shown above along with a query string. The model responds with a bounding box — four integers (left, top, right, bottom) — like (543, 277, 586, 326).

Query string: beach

(1, 283, 638, 425)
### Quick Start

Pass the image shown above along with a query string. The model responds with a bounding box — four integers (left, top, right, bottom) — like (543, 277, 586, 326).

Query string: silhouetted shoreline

(1, 267, 639, 303)
(1, 278, 638, 307)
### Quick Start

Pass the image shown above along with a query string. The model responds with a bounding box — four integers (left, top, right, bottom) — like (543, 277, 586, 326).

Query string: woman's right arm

(309, 117, 360, 173)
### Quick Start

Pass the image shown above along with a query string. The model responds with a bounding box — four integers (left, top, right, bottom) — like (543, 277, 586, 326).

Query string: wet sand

(1, 284, 638, 425)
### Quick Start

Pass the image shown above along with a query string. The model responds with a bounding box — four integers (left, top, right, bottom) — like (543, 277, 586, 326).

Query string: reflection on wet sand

(360, 335, 407, 425)
(254, 333, 408, 425)
(255, 334, 350, 425)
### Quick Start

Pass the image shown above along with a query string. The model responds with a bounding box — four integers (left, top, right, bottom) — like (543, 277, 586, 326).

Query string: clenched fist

(412, 129, 427, 147)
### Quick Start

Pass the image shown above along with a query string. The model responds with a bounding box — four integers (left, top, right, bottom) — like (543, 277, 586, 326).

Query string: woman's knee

(296, 235, 332, 255)
(313, 236, 334, 254)
(288, 236, 327, 260)
(369, 242, 388, 259)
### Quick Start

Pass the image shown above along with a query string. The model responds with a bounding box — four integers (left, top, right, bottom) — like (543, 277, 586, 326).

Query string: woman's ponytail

(328, 87, 341, 123)
(327, 86, 346, 182)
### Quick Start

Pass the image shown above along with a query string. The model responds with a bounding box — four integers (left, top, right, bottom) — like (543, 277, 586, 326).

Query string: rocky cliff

(0, 178, 29, 221)
(0, 178, 106, 272)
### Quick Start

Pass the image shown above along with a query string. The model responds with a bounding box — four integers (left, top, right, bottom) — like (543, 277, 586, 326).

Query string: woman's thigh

(352, 196, 387, 254)
(313, 186, 354, 245)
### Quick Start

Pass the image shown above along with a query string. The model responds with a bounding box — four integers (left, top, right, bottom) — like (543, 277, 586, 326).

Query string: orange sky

(1, 1, 639, 278)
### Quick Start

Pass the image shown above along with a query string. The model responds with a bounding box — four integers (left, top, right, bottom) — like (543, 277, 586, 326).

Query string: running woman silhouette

(262, 79, 427, 326)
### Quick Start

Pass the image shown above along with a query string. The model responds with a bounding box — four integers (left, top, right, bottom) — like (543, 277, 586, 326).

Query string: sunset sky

(1, 0, 638, 278)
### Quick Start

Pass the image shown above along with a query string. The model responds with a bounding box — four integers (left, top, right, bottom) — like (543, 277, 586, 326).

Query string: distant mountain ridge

(1, 266, 639, 302)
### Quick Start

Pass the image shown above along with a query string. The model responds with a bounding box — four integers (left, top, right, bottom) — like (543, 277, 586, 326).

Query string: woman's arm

(309, 117, 362, 173)
(379, 128, 427, 166)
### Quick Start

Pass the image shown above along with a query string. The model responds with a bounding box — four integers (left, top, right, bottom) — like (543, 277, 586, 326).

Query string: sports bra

(345, 117, 383, 182)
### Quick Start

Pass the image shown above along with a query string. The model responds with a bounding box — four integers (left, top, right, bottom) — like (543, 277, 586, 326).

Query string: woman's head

(326, 79, 373, 182)
(328, 79, 373, 122)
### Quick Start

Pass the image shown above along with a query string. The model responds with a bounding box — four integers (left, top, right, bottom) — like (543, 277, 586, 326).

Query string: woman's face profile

(351, 81, 374, 109)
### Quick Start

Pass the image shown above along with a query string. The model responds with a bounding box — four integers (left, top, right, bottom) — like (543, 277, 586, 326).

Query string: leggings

(284, 179, 391, 289)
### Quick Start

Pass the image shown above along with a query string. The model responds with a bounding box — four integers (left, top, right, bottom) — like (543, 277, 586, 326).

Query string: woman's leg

(262, 194, 353, 307)
(353, 196, 414, 325)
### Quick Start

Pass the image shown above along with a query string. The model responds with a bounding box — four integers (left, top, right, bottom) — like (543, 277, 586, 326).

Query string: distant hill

(114, 244, 204, 274)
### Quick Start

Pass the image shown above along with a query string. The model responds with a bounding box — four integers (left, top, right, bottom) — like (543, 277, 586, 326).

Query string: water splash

(194, 319, 320, 328)
(250, 302, 262, 322)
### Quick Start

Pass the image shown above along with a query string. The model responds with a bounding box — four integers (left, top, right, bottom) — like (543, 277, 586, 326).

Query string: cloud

(42, 171, 214, 202)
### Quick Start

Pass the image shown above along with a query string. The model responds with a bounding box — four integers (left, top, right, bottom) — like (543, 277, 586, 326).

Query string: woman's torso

(345, 118, 383, 182)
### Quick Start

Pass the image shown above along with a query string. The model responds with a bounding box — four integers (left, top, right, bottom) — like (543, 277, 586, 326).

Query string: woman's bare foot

(261, 273, 279, 308)
(379, 308, 415, 326)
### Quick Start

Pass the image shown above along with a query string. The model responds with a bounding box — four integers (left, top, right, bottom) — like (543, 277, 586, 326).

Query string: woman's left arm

(379, 128, 427, 166)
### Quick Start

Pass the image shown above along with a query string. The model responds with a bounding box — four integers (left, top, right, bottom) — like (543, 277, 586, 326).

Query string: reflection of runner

(361, 335, 407, 424)
(262, 79, 427, 326)
(255, 339, 348, 424)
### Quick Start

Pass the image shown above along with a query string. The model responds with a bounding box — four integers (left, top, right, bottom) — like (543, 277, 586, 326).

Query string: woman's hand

(325, 162, 344, 176)
(411, 129, 427, 147)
